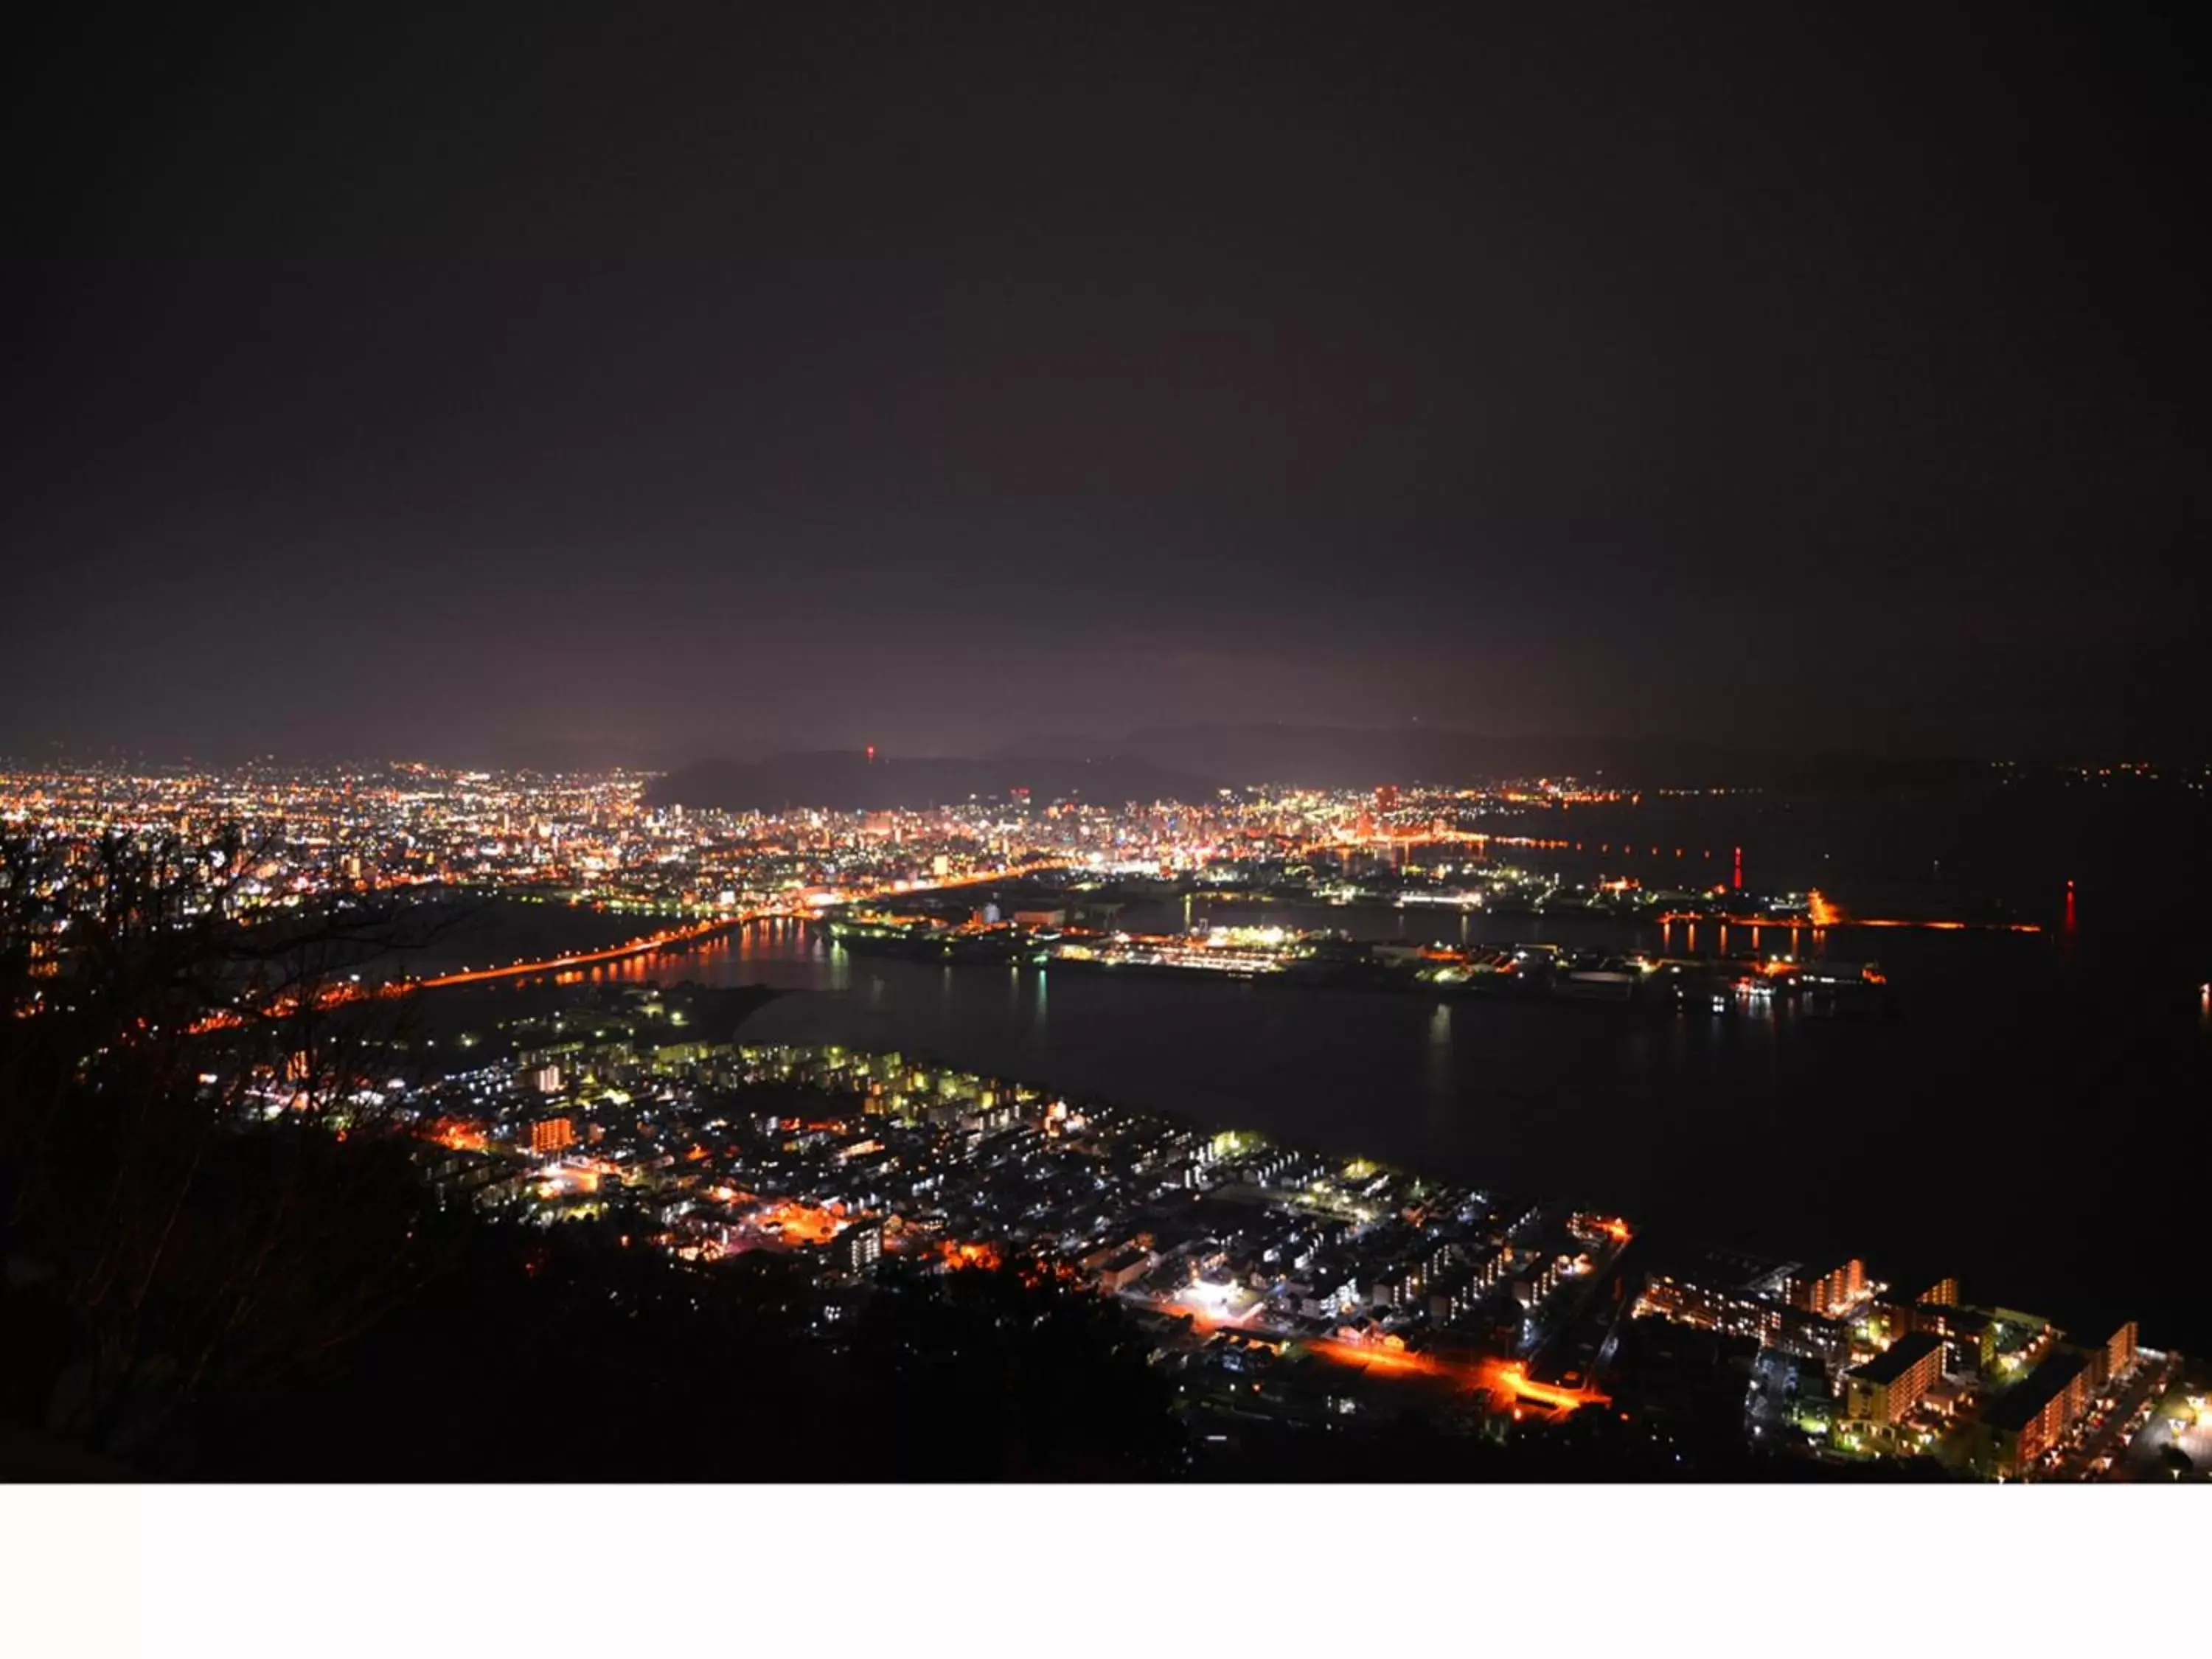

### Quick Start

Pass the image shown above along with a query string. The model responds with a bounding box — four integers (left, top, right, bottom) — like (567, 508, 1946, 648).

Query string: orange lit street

(1307, 1338, 1610, 1416)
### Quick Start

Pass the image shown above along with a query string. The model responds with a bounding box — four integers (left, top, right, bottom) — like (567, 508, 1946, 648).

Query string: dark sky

(4, 2, 2205, 767)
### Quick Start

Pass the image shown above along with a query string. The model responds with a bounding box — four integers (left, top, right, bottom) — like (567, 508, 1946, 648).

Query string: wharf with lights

(828, 908, 1899, 1017)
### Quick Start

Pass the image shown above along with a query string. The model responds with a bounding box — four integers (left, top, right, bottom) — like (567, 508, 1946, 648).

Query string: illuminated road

(2073, 1355, 2185, 1480)
(403, 861, 1054, 993)
(1826, 917, 2041, 933)
(1133, 1284, 1610, 1417)
(405, 915, 734, 990)
(1308, 1338, 1454, 1381)
(1307, 1338, 1610, 1415)
(1657, 891, 2040, 934)
(1294, 830, 1585, 861)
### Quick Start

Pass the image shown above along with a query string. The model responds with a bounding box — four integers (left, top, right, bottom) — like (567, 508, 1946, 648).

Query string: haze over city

(6, 4, 2205, 769)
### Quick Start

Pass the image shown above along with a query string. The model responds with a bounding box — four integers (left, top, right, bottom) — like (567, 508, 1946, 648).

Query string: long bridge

(187, 860, 1057, 1032)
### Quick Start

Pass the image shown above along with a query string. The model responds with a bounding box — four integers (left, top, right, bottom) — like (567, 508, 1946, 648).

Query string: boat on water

(1553, 970, 1638, 1003)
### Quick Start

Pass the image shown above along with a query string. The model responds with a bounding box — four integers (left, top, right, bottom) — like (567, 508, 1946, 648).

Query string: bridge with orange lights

(1656, 890, 2041, 935)
(187, 860, 1059, 1034)
(400, 860, 1057, 992)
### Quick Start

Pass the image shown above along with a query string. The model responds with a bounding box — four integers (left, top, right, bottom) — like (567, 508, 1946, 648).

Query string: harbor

(827, 907, 1899, 1016)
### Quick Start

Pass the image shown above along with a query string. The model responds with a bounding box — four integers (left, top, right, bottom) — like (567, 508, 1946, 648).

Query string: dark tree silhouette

(3, 828, 1193, 1480)
(1, 828, 454, 1464)
(839, 1259, 1188, 1480)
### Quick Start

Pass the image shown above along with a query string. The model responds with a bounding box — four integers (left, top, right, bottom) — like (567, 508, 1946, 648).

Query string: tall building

(1909, 1302, 1997, 1375)
(1978, 1352, 2094, 1478)
(1844, 1332, 1946, 1425)
(835, 1217, 883, 1276)
(2103, 1321, 2139, 1385)
(1787, 1258, 1866, 1318)
(530, 1117, 576, 1157)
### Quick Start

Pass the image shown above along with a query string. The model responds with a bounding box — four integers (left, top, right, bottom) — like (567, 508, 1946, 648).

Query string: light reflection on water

(431, 908, 2206, 1349)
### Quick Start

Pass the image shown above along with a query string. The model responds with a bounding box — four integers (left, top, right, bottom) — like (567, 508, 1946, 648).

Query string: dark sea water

(524, 908, 2205, 1353)
(406, 785, 2212, 1352)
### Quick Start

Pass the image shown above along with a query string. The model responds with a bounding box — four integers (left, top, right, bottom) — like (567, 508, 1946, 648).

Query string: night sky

(4, 3, 2205, 768)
